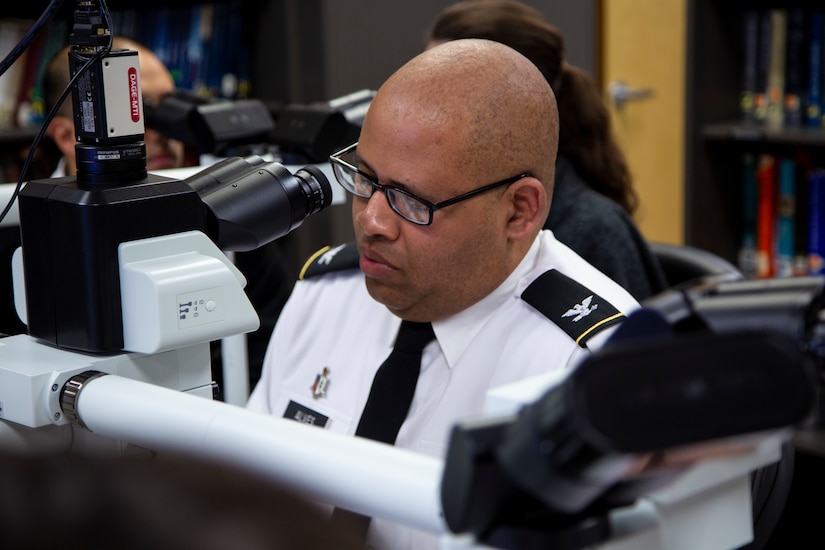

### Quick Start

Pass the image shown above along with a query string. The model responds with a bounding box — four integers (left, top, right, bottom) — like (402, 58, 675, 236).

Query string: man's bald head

(364, 38, 559, 211)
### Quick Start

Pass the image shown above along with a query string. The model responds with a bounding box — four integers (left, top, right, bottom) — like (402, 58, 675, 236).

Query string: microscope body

(18, 174, 206, 353)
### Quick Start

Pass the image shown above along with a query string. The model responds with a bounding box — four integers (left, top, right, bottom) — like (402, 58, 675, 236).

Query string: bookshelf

(687, 4, 825, 546)
(686, 0, 825, 274)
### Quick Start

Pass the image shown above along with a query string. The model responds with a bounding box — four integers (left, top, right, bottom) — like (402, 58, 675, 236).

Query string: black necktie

(330, 320, 436, 542)
(355, 320, 435, 443)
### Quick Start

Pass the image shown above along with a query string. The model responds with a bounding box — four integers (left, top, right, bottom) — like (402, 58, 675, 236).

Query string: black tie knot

(394, 320, 435, 353)
(353, 319, 435, 445)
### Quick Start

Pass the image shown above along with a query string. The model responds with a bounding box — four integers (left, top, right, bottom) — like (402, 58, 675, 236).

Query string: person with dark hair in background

(248, 38, 640, 549)
(427, 0, 668, 301)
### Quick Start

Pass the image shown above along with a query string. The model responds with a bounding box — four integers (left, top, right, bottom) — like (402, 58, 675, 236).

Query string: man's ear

(505, 176, 546, 240)
(46, 116, 76, 159)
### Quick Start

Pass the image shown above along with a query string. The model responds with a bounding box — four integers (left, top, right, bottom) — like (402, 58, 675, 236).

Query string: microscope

(438, 274, 825, 549)
(0, 0, 332, 454)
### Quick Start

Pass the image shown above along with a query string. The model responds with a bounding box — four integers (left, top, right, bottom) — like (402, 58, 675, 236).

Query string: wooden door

(601, 0, 687, 244)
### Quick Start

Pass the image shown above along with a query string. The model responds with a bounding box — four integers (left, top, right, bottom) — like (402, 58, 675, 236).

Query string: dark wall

(252, 0, 599, 104)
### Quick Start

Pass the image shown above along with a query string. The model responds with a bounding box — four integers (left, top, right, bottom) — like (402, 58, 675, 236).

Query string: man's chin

(365, 280, 406, 312)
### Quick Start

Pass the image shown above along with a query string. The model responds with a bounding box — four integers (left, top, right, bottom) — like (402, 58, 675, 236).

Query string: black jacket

(545, 156, 668, 301)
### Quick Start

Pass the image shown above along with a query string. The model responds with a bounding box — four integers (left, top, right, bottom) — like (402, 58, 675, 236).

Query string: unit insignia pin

(311, 367, 330, 399)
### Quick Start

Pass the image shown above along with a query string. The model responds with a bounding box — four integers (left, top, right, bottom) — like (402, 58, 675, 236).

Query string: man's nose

(357, 189, 399, 235)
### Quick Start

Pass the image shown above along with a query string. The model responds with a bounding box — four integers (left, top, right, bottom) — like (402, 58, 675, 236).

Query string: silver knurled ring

(60, 371, 107, 428)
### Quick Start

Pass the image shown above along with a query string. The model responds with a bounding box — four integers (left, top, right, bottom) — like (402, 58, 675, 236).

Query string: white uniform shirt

(247, 229, 640, 549)
(50, 157, 67, 178)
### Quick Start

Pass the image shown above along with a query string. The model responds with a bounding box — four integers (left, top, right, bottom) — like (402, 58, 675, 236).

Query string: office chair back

(647, 241, 743, 287)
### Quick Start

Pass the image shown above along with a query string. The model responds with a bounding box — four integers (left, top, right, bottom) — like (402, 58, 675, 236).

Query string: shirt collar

(433, 234, 543, 368)
(51, 157, 67, 178)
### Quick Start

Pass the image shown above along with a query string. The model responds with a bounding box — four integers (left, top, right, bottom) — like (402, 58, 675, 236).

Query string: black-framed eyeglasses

(329, 142, 532, 226)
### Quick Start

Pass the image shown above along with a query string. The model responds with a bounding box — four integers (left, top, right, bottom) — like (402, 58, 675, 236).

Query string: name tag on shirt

(284, 400, 330, 428)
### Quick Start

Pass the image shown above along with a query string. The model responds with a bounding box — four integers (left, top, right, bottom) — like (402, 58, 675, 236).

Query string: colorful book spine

(30, 20, 68, 124)
(775, 158, 796, 277)
(808, 169, 825, 275)
(807, 12, 824, 128)
(754, 10, 773, 123)
(794, 152, 812, 275)
(783, 8, 806, 128)
(740, 10, 760, 123)
(738, 153, 758, 278)
(756, 154, 777, 279)
(206, 1, 230, 96)
(765, 9, 787, 129)
(14, 27, 44, 126)
(0, 19, 30, 128)
(191, 3, 214, 94)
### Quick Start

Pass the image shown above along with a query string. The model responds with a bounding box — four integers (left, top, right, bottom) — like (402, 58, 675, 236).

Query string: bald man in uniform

(247, 39, 640, 548)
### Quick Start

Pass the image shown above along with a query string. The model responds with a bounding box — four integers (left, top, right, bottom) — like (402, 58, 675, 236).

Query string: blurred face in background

(134, 47, 184, 171)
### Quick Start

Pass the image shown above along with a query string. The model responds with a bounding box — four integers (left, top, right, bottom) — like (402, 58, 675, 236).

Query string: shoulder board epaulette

(299, 242, 360, 280)
(521, 269, 625, 348)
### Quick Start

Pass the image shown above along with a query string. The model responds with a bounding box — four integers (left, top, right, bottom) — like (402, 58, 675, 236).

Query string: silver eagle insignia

(562, 295, 598, 322)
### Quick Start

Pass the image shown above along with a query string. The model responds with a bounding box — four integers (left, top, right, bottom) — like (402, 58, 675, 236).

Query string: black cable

(0, 0, 114, 225)
(0, 0, 65, 77)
